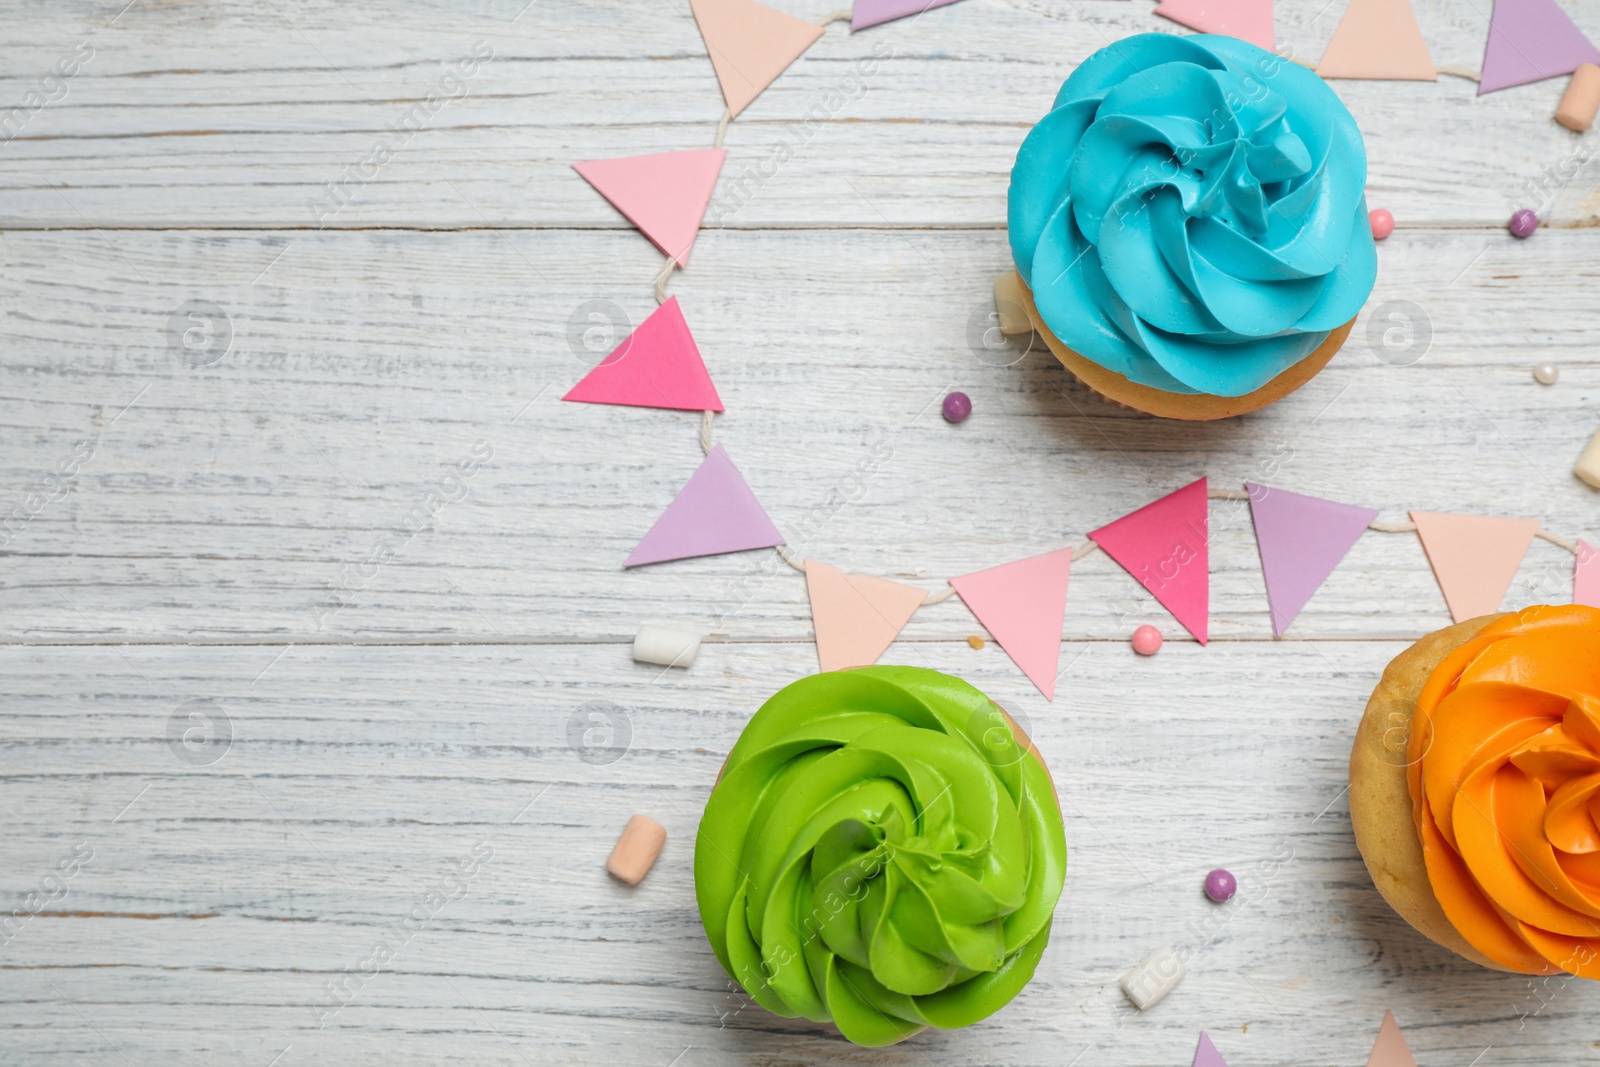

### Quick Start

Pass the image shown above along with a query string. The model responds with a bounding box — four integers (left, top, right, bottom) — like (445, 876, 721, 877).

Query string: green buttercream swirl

(694, 666, 1068, 1046)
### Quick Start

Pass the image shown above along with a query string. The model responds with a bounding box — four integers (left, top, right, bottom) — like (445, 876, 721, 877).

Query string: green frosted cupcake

(694, 666, 1067, 1046)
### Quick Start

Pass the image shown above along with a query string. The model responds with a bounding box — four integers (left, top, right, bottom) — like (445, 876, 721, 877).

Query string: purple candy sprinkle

(1204, 868, 1237, 903)
(1509, 210, 1539, 238)
(942, 391, 972, 423)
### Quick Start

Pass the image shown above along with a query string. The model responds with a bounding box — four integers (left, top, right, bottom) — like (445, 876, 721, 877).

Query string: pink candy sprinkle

(1368, 208, 1394, 241)
(1131, 625, 1163, 656)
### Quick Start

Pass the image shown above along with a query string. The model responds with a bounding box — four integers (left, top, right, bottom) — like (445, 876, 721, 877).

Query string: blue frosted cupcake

(1006, 34, 1376, 419)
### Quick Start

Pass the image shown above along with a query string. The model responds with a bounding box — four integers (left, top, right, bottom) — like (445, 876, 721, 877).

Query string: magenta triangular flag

(1480, 0, 1600, 94)
(1089, 478, 1209, 644)
(1156, 0, 1274, 51)
(1193, 1031, 1230, 1067)
(625, 444, 783, 567)
(851, 0, 965, 31)
(950, 549, 1071, 700)
(1576, 541, 1599, 608)
(1246, 483, 1377, 635)
(572, 148, 726, 266)
(563, 297, 723, 413)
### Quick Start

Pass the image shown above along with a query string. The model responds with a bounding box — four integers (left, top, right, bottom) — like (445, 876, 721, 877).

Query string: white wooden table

(3, 1, 1599, 1063)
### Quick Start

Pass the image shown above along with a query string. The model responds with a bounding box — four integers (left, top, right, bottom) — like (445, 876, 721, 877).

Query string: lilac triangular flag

(852, 0, 965, 31)
(1246, 483, 1377, 635)
(1193, 1030, 1230, 1067)
(625, 444, 784, 567)
(1480, 0, 1600, 94)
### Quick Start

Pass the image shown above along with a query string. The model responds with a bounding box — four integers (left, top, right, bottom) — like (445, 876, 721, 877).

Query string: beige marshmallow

(606, 814, 666, 885)
(1556, 64, 1600, 133)
(993, 271, 1033, 336)
(1576, 426, 1600, 490)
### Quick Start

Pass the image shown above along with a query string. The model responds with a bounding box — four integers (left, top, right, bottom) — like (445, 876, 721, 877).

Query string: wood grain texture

(3, 0, 1600, 1062)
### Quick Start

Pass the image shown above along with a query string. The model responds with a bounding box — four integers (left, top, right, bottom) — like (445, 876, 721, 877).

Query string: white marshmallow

(631, 623, 702, 668)
(1120, 945, 1185, 1010)
(1577, 427, 1600, 490)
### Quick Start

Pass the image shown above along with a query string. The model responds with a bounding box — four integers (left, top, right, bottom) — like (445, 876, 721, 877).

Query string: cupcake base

(1011, 271, 1356, 421)
(1348, 614, 1510, 972)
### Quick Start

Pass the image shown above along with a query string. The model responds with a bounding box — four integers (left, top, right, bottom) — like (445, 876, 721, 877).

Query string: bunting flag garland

(1410, 510, 1540, 623)
(1155, 0, 1275, 52)
(1479, 0, 1600, 94)
(1246, 483, 1378, 636)
(1316, 0, 1437, 81)
(805, 560, 927, 671)
(851, 0, 966, 32)
(625, 444, 784, 567)
(1577, 540, 1600, 608)
(563, 297, 724, 413)
(1192, 1031, 1230, 1067)
(690, 0, 825, 118)
(950, 549, 1072, 700)
(1089, 478, 1210, 644)
(571, 148, 726, 267)
(1365, 1010, 1418, 1067)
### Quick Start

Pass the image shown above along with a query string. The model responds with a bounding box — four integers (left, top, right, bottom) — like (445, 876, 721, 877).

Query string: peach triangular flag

(572, 148, 726, 267)
(805, 561, 927, 672)
(1156, 0, 1275, 51)
(1411, 511, 1540, 623)
(1317, 0, 1436, 81)
(690, 0, 825, 118)
(950, 548, 1071, 700)
(1365, 1010, 1417, 1067)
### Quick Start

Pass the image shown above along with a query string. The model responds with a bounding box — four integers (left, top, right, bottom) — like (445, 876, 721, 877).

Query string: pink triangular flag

(1317, 0, 1436, 80)
(690, 0, 825, 118)
(1479, 0, 1600, 93)
(1246, 483, 1377, 636)
(1156, 0, 1274, 51)
(625, 444, 783, 567)
(572, 148, 726, 267)
(1410, 510, 1540, 623)
(950, 549, 1072, 700)
(563, 297, 723, 413)
(805, 561, 927, 672)
(1576, 540, 1600, 608)
(1365, 1010, 1417, 1067)
(851, 0, 965, 32)
(1193, 1031, 1230, 1067)
(1090, 478, 1210, 644)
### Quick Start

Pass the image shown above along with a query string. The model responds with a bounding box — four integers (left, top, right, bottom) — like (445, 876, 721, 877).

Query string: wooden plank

(0, 226, 1594, 643)
(0, 640, 1591, 1066)
(1, 0, 1597, 228)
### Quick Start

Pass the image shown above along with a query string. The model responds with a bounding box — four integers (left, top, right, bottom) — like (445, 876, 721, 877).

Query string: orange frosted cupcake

(1350, 605, 1600, 975)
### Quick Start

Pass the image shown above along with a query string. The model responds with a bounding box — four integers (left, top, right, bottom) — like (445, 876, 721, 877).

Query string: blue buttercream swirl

(1008, 34, 1376, 397)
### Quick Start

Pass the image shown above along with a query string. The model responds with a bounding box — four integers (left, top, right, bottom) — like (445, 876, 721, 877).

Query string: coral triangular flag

(690, 0, 825, 118)
(1317, 0, 1436, 80)
(1479, 0, 1600, 94)
(851, 0, 965, 32)
(1193, 1031, 1230, 1067)
(563, 297, 723, 413)
(1410, 511, 1540, 623)
(1576, 541, 1600, 608)
(572, 149, 726, 267)
(625, 444, 783, 567)
(1365, 1010, 1417, 1067)
(1156, 0, 1275, 51)
(1090, 478, 1210, 644)
(1246, 483, 1377, 635)
(805, 561, 927, 672)
(950, 549, 1072, 700)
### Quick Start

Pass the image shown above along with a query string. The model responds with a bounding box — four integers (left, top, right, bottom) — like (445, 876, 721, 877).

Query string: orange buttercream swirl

(1409, 604, 1600, 976)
